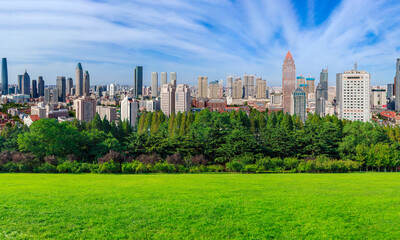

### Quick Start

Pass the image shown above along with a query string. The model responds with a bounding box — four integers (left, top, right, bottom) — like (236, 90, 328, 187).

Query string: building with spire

(282, 51, 296, 113)
(75, 63, 83, 96)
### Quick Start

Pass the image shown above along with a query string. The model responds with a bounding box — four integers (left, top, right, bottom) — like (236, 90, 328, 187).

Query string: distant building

(56, 76, 66, 102)
(161, 84, 176, 116)
(208, 81, 219, 99)
(17, 75, 22, 94)
(83, 71, 90, 96)
(175, 84, 191, 114)
(283, 51, 296, 113)
(256, 78, 266, 99)
(66, 77, 73, 96)
(121, 95, 138, 127)
(315, 83, 325, 117)
(52, 88, 59, 103)
(44, 88, 50, 103)
(22, 71, 30, 95)
(248, 75, 255, 98)
(75, 63, 83, 96)
(38, 76, 44, 97)
(291, 88, 306, 122)
(109, 83, 115, 98)
(320, 68, 328, 100)
(233, 78, 243, 99)
(151, 72, 158, 98)
(32, 80, 38, 98)
(227, 76, 233, 98)
(133, 66, 143, 98)
(197, 76, 208, 98)
(160, 72, 168, 86)
(146, 99, 161, 112)
(74, 96, 96, 122)
(396, 59, 400, 111)
(31, 106, 46, 119)
(2, 58, 8, 95)
(170, 72, 177, 87)
(96, 106, 117, 122)
(371, 88, 386, 107)
(243, 74, 249, 98)
(387, 83, 394, 99)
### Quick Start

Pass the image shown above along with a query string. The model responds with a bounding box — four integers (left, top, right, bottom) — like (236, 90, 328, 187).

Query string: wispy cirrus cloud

(0, 0, 399, 86)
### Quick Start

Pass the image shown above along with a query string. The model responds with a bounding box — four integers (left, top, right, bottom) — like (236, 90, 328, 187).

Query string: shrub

(3, 162, 18, 172)
(191, 155, 208, 166)
(166, 153, 183, 165)
(153, 162, 176, 173)
(44, 155, 58, 165)
(243, 164, 264, 173)
(57, 161, 77, 173)
(136, 153, 161, 165)
(136, 163, 148, 173)
(98, 151, 125, 164)
(76, 163, 93, 173)
(189, 165, 208, 173)
(99, 160, 119, 173)
(233, 153, 255, 165)
(122, 161, 141, 174)
(37, 163, 58, 173)
(0, 150, 13, 165)
(226, 161, 244, 172)
(207, 165, 225, 172)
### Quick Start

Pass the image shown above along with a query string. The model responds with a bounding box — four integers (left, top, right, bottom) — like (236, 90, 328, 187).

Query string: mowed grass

(1, 173, 400, 239)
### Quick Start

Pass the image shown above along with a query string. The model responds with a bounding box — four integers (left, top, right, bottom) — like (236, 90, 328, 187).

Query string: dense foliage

(1, 109, 400, 173)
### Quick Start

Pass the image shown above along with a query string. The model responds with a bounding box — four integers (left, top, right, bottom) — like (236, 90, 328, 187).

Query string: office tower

(75, 63, 83, 96)
(22, 70, 30, 95)
(306, 77, 315, 94)
(227, 76, 233, 97)
(387, 83, 394, 99)
(396, 59, 400, 111)
(243, 74, 249, 98)
(74, 96, 96, 122)
(66, 78, 73, 96)
(57, 76, 66, 102)
(248, 75, 255, 97)
(38, 76, 44, 97)
(170, 72, 177, 87)
(109, 83, 115, 97)
(44, 88, 50, 103)
(161, 72, 168, 86)
(320, 68, 328, 100)
(315, 83, 325, 117)
(371, 88, 386, 107)
(291, 88, 306, 123)
(71, 87, 76, 96)
(256, 78, 266, 99)
(160, 84, 176, 116)
(2, 58, 8, 95)
(197, 76, 208, 98)
(175, 84, 191, 114)
(121, 95, 139, 127)
(83, 71, 90, 96)
(17, 75, 22, 94)
(133, 66, 143, 98)
(98, 86, 103, 97)
(297, 75, 305, 88)
(282, 51, 296, 113)
(52, 88, 59, 102)
(218, 79, 224, 98)
(233, 78, 243, 99)
(336, 63, 370, 122)
(208, 81, 219, 99)
(96, 106, 117, 122)
(32, 80, 38, 98)
(151, 72, 158, 98)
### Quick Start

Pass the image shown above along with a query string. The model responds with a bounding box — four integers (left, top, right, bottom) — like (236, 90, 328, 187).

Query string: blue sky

(0, 0, 400, 87)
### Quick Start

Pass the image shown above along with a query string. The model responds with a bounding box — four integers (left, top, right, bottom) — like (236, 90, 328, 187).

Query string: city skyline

(1, 0, 400, 86)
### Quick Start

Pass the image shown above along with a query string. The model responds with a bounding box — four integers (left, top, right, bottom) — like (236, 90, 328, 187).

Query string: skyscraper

(387, 83, 394, 99)
(208, 81, 219, 99)
(2, 58, 8, 95)
(66, 78, 73, 96)
(248, 75, 255, 98)
(160, 72, 168, 86)
(22, 70, 30, 95)
(396, 59, 400, 111)
(306, 77, 315, 95)
(243, 74, 249, 98)
(32, 80, 38, 98)
(233, 78, 243, 99)
(44, 88, 50, 102)
(175, 84, 191, 114)
(74, 96, 96, 122)
(170, 72, 177, 87)
(315, 83, 325, 117)
(75, 63, 83, 96)
(121, 95, 138, 127)
(133, 66, 143, 98)
(83, 71, 90, 96)
(291, 88, 306, 123)
(256, 78, 266, 99)
(151, 72, 158, 98)
(17, 75, 22, 94)
(161, 84, 176, 116)
(38, 76, 44, 97)
(110, 83, 115, 97)
(282, 51, 296, 113)
(57, 76, 66, 102)
(227, 76, 233, 97)
(197, 76, 208, 98)
(52, 88, 59, 102)
(320, 68, 328, 100)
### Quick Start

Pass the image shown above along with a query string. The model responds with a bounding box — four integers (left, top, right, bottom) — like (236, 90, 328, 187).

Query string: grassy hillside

(1, 173, 400, 239)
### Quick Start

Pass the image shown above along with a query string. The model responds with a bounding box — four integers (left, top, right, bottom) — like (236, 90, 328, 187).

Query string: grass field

(1, 173, 400, 239)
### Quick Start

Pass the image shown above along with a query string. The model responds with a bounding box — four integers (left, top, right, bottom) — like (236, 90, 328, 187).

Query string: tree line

(0, 108, 400, 173)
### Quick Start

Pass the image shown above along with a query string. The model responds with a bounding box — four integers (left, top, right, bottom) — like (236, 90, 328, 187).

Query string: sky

(1, 0, 400, 87)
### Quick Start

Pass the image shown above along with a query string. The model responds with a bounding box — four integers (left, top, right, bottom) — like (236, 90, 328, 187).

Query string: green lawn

(1, 173, 400, 239)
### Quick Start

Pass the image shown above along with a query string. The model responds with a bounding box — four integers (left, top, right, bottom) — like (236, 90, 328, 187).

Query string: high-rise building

(75, 63, 83, 96)
(208, 81, 219, 99)
(243, 74, 249, 98)
(22, 70, 30, 95)
(133, 66, 143, 98)
(2, 58, 8, 95)
(52, 88, 59, 102)
(306, 77, 315, 95)
(98, 86, 103, 97)
(387, 83, 394, 99)
(74, 96, 96, 122)
(57, 76, 66, 102)
(282, 51, 296, 113)
(315, 83, 325, 117)
(121, 95, 139, 127)
(38, 76, 44, 97)
(371, 88, 386, 107)
(96, 106, 117, 122)
(175, 84, 191, 114)
(17, 75, 22, 94)
(160, 72, 168, 86)
(218, 79, 224, 98)
(320, 68, 328, 100)
(336, 63, 370, 122)
(66, 78, 73, 96)
(109, 83, 115, 97)
(44, 88, 50, 103)
(396, 59, 400, 111)
(291, 88, 306, 123)
(83, 71, 90, 96)
(32, 80, 38, 98)
(170, 72, 177, 87)
(256, 78, 266, 99)
(197, 76, 208, 98)
(151, 72, 158, 98)
(227, 76, 233, 97)
(248, 75, 255, 97)
(161, 84, 176, 116)
(233, 78, 243, 99)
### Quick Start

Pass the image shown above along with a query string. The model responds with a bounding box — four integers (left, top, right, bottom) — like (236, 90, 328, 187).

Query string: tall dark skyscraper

(320, 68, 328, 100)
(22, 71, 30, 95)
(66, 77, 73, 96)
(2, 58, 8, 95)
(17, 75, 22, 94)
(75, 63, 83, 96)
(133, 66, 143, 98)
(57, 76, 66, 102)
(32, 80, 38, 98)
(38, 76, 44, 97)
(83, 71, 90, 96)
